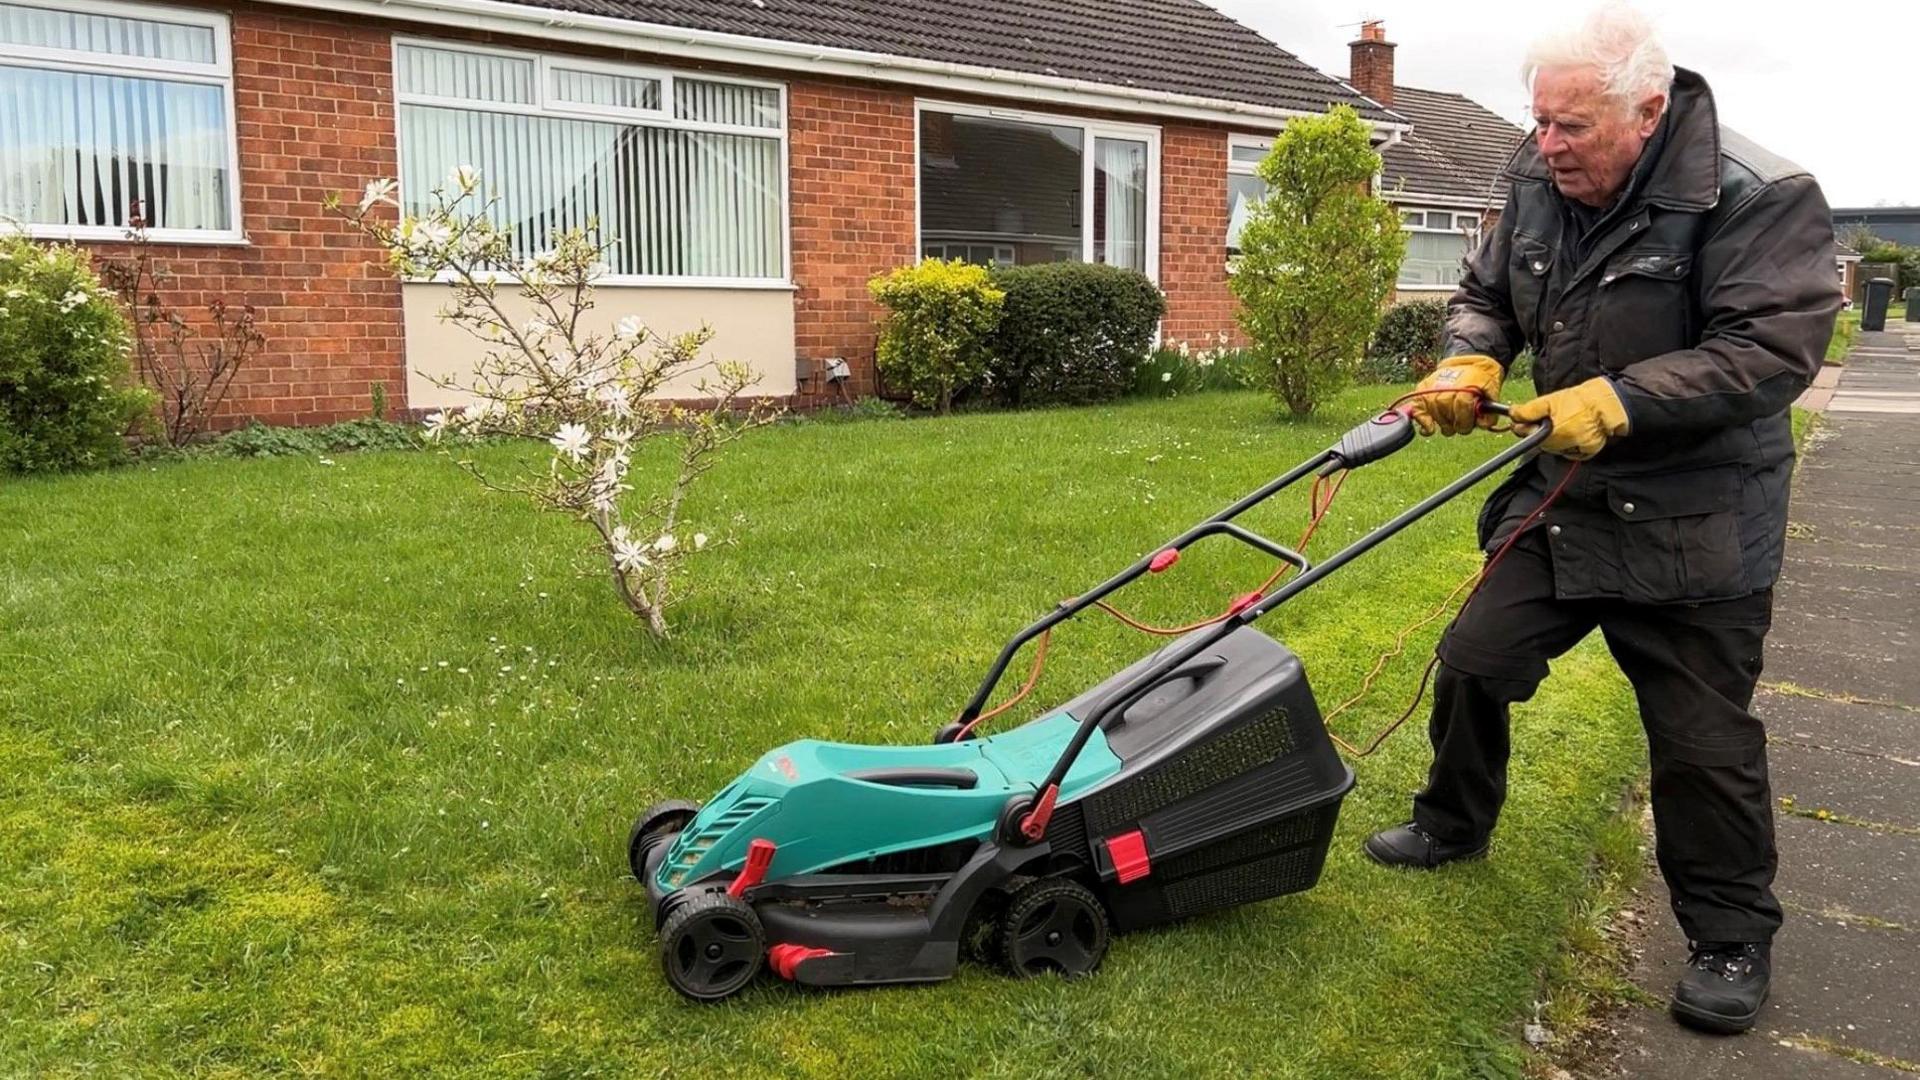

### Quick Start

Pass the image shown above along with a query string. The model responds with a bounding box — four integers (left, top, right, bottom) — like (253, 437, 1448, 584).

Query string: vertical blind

(0, 2, 233, 234)
(395, 43, 785, 281)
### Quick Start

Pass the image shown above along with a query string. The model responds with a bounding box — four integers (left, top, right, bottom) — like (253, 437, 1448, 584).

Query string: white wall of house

(401, 284, 798, 409)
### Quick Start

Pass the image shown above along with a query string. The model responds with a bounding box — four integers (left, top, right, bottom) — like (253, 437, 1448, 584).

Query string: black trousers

(1412, 529, 1782, 943)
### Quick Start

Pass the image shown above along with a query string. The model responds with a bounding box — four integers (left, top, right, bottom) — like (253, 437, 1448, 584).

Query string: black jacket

(1449, 67, 1842, 604)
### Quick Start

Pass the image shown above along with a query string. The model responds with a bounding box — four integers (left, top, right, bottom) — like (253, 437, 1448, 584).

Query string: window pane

(399, 104, 782, 278)
(551, 65, 659, 112)
(1398, 229, 1470, 286)
(1454, 212, 1481, 231)
(0, 2, 214, 63)
(1400, 209, 1427, 228)
(396, 44, 533, 103)
(1226, 173, 1265, 253)
(0, 64, 230, 230)
(1094, 136, 1146, 272)
(1230, 142, 1268, 167)
(674, 79, 780, 128)
(919, 110, 1082, 266)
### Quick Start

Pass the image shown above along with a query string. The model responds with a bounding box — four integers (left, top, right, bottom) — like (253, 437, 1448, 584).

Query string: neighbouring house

(1833, 206, 1920, 248)
(1347, 21, 1526, 297)
(1, 0, 1424, 424)
(1834, 241, 1862, 303)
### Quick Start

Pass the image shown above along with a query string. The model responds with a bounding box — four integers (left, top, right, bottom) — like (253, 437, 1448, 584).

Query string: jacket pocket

(1510, 234, 1553, 344)
(1595, 249, 1695, 371)
(1606, 463, 1747, 603)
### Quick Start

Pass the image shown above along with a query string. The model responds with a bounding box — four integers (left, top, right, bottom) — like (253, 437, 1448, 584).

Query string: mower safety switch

(726, 838, 777, 898)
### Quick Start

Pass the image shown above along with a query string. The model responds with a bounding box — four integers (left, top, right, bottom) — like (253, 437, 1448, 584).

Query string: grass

(1828, 301, 1911, 363)
(0, 386, 1644, 1078)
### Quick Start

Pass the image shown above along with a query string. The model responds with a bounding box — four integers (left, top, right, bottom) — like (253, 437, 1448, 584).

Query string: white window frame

(392, 36, 791, 289)
(913, 99, 1161, 282)
(1, 0, 243, 243)
(1395, 203, 1481, 291)
(1225, 132, 1275, 259)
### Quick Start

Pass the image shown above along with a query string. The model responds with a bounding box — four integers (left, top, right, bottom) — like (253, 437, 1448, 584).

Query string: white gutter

(265, 0, 1411, 137)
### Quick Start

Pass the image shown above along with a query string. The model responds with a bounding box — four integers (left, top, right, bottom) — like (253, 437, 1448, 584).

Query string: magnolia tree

(332, 170, 780, 637)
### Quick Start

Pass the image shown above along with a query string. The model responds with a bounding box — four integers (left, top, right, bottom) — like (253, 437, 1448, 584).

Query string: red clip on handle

(1227, 591, 1263, 616)
(1148, 549, 1180, 573)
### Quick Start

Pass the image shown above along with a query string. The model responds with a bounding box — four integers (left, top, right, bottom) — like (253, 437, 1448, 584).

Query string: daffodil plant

(331, 170, 780, 637)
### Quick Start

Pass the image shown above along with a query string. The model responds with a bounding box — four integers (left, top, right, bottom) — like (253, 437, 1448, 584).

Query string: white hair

(1522, 3, 1674, 115)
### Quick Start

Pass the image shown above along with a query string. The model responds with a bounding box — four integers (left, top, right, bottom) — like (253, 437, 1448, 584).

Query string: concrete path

(1606, 322, 1920, 1077)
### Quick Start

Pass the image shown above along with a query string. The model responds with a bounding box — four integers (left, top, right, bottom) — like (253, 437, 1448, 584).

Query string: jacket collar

(1503, 66, 1721, 212)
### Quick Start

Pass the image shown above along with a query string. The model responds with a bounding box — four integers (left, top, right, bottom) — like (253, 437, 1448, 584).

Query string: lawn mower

(628, 401, 1549, 1001)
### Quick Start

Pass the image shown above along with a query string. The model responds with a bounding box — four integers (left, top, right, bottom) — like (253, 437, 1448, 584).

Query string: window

(393, 40, 787, 284)
(1226, 135, 1271, 255)
(917, 103, 1158, 277)
(0, 0, 239, 240)
(1398, 206, 1482, 288)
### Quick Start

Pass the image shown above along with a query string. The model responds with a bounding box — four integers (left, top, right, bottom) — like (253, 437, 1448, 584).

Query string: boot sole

(1361, 838, 1489, 869)
(1669, 988, 1768, 1035)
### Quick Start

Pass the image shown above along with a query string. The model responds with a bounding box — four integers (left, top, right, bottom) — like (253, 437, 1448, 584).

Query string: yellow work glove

(1508, 377, 1630, 460)
(1407, 355, 1502, 436)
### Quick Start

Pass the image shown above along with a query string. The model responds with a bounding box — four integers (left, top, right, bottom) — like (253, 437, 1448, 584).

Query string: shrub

(987, 263, 1166, 407)
(1230, 106, 1405, 416)
(0, 235, 152, 473)
(210, 418, 421, 458)
(96, 219, 266, 447)
(334, 171, 779, 639)
(1132, 335, 1264, 397)
(1374, 297, 1443, 374)
(868, 259, 1004, 414)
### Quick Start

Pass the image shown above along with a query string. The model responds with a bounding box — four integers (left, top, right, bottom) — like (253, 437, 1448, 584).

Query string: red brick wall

(786, 80, 918, 406)
(1159, 125, 1243, 348)
(80, 5, 404, 427)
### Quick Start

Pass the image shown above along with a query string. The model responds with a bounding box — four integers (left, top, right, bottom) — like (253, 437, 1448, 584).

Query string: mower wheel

(627, 798, 700, 881)
(997, 876, 1110, 980)
(659, 890, 765, 1002)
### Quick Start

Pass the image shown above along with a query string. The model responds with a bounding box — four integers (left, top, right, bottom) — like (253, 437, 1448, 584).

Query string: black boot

(1362, 822, 1489, 869)
(1671, 941, 1771, 1034)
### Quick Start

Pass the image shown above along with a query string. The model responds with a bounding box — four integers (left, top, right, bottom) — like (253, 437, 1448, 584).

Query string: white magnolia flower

(462, 399, 500, 425)
(605, 425, 634, 446)
(413, 220, 451, 248)
(525, 317, 553, 339)
(612, 525, 632, 545)
(614, 315, 643, 340)
(550, 422, 591, 461)
(693, 533, 709, 551)
(449, 164, 480, 192)
(614, 530, 652, 572)
(654, 533, 678, 553)
(359, 178, 397, 211)
(596, 382, 633, 419)
(422, 410, 449, 440)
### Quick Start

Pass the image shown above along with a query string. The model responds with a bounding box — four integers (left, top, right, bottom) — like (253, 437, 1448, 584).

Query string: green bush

(1508, 349, 1535, 382)
(987, 263, 1166, 407)
(868, 259, 1004, 414)
(1362, 300, 1448, 384)
(207, 418, 421, 458)
(0, 236, 152, 473)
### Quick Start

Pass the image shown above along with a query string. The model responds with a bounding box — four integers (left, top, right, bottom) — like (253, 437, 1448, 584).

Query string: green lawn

(1830, 301, 1912, 362)
(0, 387, 1642, 1078)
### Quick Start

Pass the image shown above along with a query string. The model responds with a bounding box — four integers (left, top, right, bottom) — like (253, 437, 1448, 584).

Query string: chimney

(1348, 19, 1395, 109)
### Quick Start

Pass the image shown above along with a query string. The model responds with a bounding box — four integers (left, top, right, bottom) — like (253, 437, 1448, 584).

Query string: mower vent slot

(661, 797, 775, 886)
(1163, 846, 1317, 918)
(1042, 800, 1090, 863)
(1154, 805, 1332, 880)
(1084, 706, 1294, 834)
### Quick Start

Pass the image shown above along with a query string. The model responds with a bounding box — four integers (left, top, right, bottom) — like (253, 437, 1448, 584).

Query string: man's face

(1531, 66, 1665, 208)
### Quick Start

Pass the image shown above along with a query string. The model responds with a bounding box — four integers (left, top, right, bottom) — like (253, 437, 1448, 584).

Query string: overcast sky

(1205, 0, 1918, 209)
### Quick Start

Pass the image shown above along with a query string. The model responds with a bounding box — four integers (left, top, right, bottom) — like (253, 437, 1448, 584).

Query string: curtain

(1, 64, 229, 230)
(1095, 136, 1146, 271)
(1399, 229, 1471, 286)
(0, 2, 214, 63)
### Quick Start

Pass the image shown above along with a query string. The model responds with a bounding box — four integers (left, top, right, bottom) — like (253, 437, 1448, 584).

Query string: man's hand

(1509, 377, 1631, 460)
(1407, 355, 1503, 436)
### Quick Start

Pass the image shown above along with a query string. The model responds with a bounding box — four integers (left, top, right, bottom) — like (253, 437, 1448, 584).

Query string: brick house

(2, 0, 1422, 424)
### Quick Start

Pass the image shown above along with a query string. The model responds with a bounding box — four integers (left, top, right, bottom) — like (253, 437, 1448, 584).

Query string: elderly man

(1362, 6, 1841, 1035)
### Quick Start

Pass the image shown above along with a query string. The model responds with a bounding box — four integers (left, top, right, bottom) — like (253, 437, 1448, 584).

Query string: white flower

(654, 533, 677, 553)
(612, 534, 651, 572)
(614, 315, 643, 340)
(596, 382, 633, 419)
(422, 410, 449, 440)
(359, 178, 398, 211)
(57, 288, 90, 313)
(693, 533, 708, 551)
(462, 399, 500, 425)
(413, 220, 450, 248)
(1161, 371, 1173, 383)
(524, 317, 553, 339)
(605, 425, 634, 446)
(549, 422, 591, 461)
(449, 164, 480, 192)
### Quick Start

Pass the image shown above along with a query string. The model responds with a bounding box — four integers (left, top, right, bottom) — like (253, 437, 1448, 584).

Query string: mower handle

(967, 407, 1553, 841)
